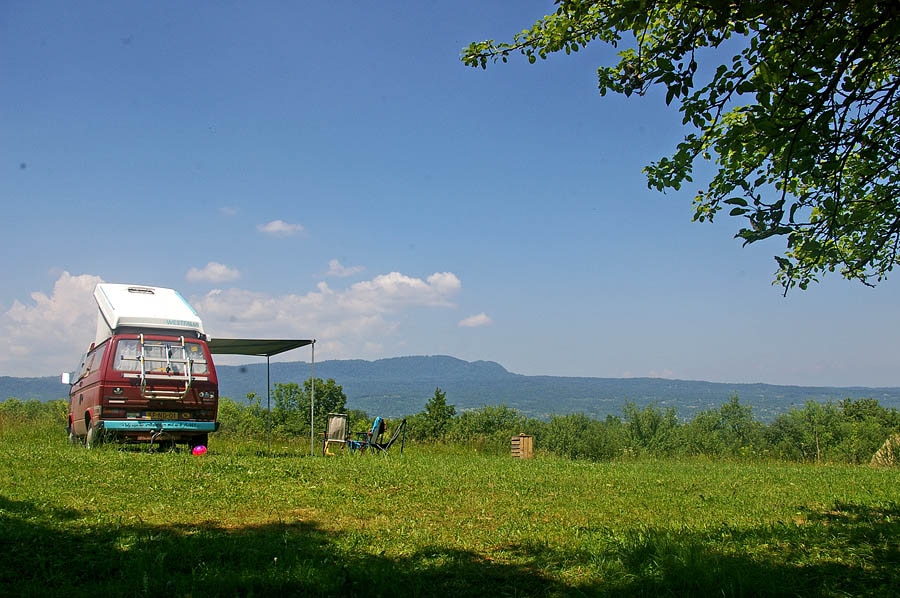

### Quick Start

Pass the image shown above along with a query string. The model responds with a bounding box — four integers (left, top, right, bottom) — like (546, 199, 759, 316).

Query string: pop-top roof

(94, 283, 205, 340)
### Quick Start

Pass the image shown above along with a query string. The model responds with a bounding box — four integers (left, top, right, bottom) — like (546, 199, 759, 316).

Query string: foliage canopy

(463, 0, 900, 291)
(270, 378, 347, 436)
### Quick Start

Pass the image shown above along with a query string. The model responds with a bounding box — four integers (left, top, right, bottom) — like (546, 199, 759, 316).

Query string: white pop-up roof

(94, 283, 206, 345)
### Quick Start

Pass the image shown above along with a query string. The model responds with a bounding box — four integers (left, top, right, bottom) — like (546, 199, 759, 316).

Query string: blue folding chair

(371, 419, 406, 454)
(348, 417, 385, 453)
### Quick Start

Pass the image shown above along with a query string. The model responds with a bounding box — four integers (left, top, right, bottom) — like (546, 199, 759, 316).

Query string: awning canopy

(205, 337, 317, 456)
(207, 338, 313, 357)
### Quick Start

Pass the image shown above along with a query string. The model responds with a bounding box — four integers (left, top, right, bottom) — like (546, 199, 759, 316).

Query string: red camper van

(63, 284, 219, 448)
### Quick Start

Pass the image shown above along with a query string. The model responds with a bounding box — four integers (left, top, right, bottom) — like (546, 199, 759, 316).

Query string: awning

(206, 337, 317, 455)
(207, 338, 313, 357)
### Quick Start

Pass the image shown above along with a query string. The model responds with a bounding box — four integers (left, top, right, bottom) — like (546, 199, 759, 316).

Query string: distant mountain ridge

(5, 355, 900, 422)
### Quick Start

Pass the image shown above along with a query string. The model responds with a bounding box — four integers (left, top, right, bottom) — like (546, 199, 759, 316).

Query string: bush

(683, 396, 766, 459)
(217, 395, 267, 438)
(622, 402, 683, 457)
(0, 399, 67, 429)
(447, 404, 533, 454)
(542, 413, 626, 461)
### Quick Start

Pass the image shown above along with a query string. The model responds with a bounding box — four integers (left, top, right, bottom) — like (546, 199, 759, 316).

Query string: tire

(154, 440, 176, 453)
(85, 421, 104, 449)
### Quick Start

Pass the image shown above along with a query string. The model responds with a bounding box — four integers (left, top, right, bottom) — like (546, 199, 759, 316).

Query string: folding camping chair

(347, 416, 385, 453)
(370, 418, 407, 454)
(322, 413, 350, 456)
(348, 417, 407, 455)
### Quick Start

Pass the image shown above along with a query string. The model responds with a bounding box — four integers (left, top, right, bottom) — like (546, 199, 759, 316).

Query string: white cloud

(459, 312, 493, 328)
(326, 259, 364, 278)
(194, 271, 460, 332)
(337, 272, 461, 311)
(191, 271, 461, 361)
(186, 262, 241, 283)
(427, 272, 462, 294)
(220, 206, 237, 217)
(0, 272, 102, 376)
(648, 369, 676, 379)
(257, 219, 304, 237)
(622, 369, 674, 379)
(2, 270, 464, 376)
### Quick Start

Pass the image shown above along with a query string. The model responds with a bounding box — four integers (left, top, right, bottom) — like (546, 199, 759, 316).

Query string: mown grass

(1, 420, 899, 597)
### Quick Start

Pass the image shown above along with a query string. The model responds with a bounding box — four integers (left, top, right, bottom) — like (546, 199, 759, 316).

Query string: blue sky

(2, 1, 899, 386)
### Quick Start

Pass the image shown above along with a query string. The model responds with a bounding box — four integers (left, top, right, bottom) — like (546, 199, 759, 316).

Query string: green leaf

(461, 1, 900, 291)
(665, 86, 676, 105)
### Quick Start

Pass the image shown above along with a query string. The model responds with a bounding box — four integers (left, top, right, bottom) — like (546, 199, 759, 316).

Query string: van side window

(79, 343, 107, 380)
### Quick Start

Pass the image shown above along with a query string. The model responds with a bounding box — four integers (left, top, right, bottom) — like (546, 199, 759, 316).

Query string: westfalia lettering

(166, 319, 200, 327)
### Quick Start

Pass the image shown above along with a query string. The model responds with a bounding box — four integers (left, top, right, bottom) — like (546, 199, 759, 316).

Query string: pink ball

(192, 445, 207, 456)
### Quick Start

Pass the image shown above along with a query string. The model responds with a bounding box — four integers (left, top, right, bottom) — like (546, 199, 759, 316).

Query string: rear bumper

(101, 420, 219, 433)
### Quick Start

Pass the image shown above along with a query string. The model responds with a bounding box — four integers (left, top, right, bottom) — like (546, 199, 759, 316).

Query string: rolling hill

(5, 355, 900, 422)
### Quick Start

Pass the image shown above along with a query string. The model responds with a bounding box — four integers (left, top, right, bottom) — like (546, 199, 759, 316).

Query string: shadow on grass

(511, 501, 900, 597)
(0, 494, 557, 597)
(2, 495, 899, 597)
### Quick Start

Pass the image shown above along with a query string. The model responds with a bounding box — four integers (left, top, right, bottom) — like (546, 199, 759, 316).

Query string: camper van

(63, 284, 219, 448)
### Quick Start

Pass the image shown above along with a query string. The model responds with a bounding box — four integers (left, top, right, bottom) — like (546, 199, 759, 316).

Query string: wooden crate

(511, 433, 534, 459)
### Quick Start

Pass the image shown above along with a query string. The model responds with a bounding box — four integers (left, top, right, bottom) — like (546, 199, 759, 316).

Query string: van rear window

(113, 339, 209, 375)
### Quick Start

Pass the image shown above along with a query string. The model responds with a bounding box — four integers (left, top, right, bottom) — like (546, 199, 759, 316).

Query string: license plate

(146, 411, 175, 420)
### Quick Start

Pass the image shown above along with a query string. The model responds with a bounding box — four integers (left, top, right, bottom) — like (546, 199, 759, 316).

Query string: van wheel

(190, 434, 208, 449)
(85, 422, 104, 449)
(154, 441, 175, 453)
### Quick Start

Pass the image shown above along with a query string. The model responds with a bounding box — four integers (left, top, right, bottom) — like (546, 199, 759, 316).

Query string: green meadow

(2, 410, 899, 597)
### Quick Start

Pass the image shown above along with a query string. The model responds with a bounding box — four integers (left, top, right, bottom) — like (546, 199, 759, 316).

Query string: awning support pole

(309, 339, 316, 456)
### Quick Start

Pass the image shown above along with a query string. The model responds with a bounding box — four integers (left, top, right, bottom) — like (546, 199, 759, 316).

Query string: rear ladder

(135, 334, 195, 400)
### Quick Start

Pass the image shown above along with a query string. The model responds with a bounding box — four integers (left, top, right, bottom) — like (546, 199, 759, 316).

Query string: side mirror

(61, 372, 72, 385)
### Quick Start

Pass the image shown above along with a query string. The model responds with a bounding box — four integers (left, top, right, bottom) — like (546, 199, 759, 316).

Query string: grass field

(1, 420, 899, 597)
